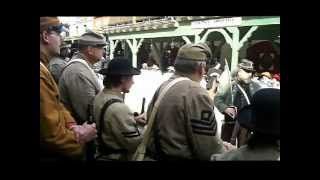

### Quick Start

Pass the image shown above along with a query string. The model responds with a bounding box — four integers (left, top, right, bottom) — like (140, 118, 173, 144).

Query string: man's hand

(224, 107, 237, 119)
(207, 78, 219, 100)
(134, 113, 147, 125)
(223, 141, 237, 151)
(70, 122, 97, 144)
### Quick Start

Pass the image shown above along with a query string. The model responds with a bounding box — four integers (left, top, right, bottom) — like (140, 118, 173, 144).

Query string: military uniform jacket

(48, 56, 67, 84)
(59, 53, 103, 124)
(214, 80, 261, 123)
(40, 52, 82, 160)
(93, 89, 143, 160)
(146, 75, 225, 160)
(211, 144, 280, 161)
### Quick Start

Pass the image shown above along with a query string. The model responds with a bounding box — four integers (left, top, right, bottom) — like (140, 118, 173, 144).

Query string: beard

(49, 45, 60, 57)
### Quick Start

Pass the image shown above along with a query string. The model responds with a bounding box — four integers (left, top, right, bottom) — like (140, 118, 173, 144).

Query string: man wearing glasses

(40, 17, 97, 161)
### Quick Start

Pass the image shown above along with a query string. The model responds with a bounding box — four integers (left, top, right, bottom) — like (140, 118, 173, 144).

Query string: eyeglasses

(47, 24, 68, 34)
(47, 24, 68, 38)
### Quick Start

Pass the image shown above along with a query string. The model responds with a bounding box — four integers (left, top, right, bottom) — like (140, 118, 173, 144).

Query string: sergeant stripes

(190, 110, 216, 136)
(122, 130, 140, 138)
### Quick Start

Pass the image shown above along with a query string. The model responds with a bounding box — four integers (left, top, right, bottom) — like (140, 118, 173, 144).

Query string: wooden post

(194, 34, 201, 43)
(132, 39, 138, 68)
(109, 40, 119, 60)
(109, 40, 114, 60)
(126, 38, 144, 68)
(226, 27, 240, 74)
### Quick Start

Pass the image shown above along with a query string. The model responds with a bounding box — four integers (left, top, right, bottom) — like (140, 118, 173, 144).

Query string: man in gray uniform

(93, 58, 145, 161)
(48, 43, 70, 84)
(214, 59, 261, 147)
(59, 31, 106, 124)
(145, 43, 227, 161)
(211, 88, 280, 160)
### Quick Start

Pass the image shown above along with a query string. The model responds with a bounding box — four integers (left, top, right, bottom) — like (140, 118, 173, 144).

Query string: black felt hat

(237, 88, 280, 137)
(98, 57, 140, 76)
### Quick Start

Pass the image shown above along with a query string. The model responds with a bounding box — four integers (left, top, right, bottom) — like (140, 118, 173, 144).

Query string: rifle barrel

(141, 97, 146, 114)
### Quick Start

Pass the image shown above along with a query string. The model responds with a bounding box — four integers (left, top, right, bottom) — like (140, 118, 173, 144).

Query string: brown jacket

(146, 75, 225, 160)
(40, 52, 83, 160)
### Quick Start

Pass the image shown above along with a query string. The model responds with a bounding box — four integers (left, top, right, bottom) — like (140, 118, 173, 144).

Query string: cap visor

(95, 43, 106, 47)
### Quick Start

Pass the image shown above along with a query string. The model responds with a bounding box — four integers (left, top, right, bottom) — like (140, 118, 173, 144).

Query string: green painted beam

(108, 17, 279, 41)
(240, 16, 280, 27)
(109, 40, 120, 60)
(200, 28, 233, 45)
(182, 36, 192, 44)
(124, 38, 144, 67)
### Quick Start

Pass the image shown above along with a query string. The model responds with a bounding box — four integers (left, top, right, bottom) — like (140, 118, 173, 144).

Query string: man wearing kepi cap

(211, 88, 280, 160)
(40, 17, 97, 161)
(143, 43, 228, 161)
(93, 57, 145, 161)
(59, 30, 106, 160)
(214, 59, 261, 147)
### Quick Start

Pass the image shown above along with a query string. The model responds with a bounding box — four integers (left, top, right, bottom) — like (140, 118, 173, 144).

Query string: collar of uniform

(171, 74, 185, 80)
(171, 74, 192, 81)
(40, 50, 50, 67)
(72, 52, 95, 69)
(103, 88, 123, 99)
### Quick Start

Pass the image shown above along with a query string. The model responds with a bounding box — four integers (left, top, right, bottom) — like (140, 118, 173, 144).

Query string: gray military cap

(176, 42, 212, 62)
(79, 30, 107, 47)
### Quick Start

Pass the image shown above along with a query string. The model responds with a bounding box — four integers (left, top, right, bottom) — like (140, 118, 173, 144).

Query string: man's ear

(198, 63, 206, 76)
(40, 31, 50, 44)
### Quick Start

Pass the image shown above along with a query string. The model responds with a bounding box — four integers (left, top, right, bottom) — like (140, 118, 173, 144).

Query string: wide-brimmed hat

(237, 88, 280, 137)
(98, 57, 140, 76)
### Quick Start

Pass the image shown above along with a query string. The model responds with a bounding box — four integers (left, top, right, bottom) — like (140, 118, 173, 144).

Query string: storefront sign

(191, 17, 242, 29)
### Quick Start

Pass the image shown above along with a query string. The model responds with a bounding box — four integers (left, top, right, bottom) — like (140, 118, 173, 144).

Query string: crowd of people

(40, 17, 280, 162)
